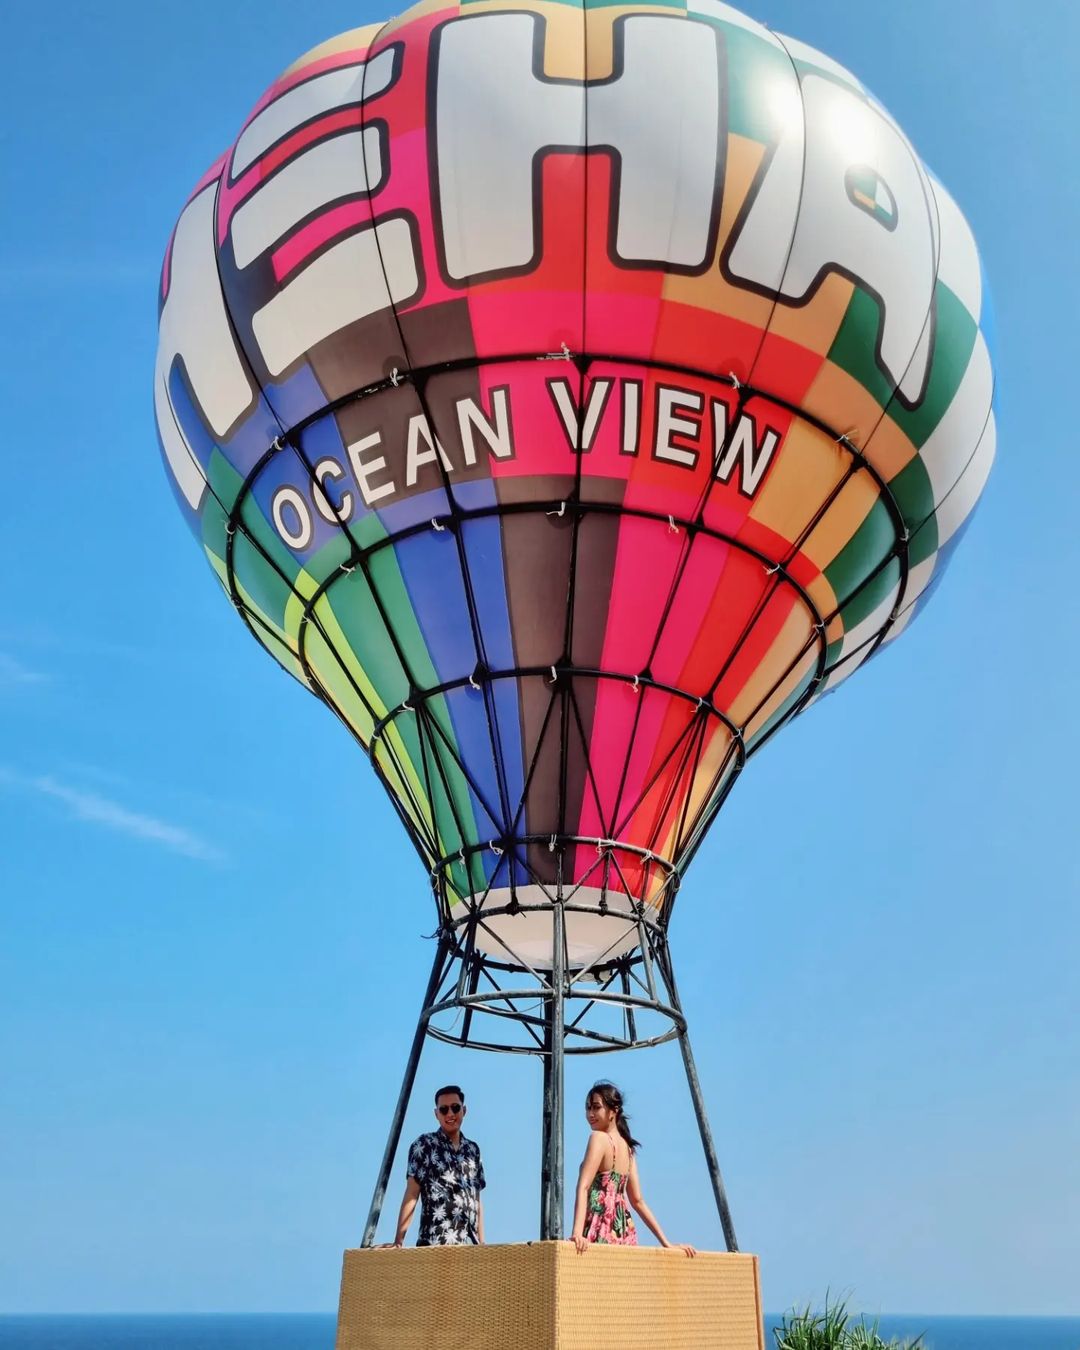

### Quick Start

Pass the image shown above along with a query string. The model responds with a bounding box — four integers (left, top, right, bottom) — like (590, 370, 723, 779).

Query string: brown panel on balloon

(306, 307, 411, 401)
(398, 298, 476, 373)
(499, 484, 575, 884)
(498, 478, 576, 670)
(516, 675, 563, 887)
(564, 508, 624, 836)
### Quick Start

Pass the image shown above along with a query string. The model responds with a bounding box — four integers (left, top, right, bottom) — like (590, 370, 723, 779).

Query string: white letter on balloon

(726, 74, 937, 405)
(222, 49, 420, 379)
(434, 12, 723, 280)
(155, 187, 256, 509)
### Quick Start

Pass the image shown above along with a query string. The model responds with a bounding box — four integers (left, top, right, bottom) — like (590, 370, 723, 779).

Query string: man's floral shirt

(406, 1130, 486, 1245)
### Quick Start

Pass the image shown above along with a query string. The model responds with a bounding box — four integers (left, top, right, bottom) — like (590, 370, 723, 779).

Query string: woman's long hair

(587, 1081, 642, 1153)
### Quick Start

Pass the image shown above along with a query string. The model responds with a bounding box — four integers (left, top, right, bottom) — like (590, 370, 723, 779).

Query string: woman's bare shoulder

(577, 1130, 609, 1169)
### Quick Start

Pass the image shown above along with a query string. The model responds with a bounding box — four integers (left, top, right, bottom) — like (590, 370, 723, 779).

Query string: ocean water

(2, 1314, 1079, 1349)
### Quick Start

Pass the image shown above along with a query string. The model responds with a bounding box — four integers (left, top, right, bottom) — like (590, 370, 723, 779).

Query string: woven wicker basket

(336, 1242, 764, 1349)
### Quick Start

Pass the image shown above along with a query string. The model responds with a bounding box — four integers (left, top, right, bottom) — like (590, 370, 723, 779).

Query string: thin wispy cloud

(0, 652, 49, 687)
(55, 758, 272, 827)
(0, 768, 225, 863)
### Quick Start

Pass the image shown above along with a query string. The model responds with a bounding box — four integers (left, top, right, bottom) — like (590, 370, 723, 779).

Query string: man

(390, 1084, 486, 1246)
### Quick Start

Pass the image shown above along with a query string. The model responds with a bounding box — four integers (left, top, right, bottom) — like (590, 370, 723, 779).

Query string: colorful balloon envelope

(155, 0, 995, 972)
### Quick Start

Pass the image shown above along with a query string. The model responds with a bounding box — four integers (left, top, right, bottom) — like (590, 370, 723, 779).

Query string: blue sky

(1, 0, 1077, 1319)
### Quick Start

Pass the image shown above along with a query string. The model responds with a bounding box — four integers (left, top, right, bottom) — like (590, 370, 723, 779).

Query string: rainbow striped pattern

(155, 0, 995, 957)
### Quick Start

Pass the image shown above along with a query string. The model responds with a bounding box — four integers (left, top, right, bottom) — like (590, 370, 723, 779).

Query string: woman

(569, 1081, 696, 1256)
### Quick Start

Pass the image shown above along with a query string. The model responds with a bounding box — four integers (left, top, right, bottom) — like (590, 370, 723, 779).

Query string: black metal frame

(210, 346, 909, 1254)
(357, 873, 738, 1250)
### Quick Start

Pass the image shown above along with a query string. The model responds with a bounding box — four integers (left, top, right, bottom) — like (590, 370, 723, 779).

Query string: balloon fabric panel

(155, 0, 996, 967)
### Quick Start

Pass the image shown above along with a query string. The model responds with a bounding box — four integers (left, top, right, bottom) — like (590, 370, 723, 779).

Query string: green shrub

(773, 1294, 923, 1349)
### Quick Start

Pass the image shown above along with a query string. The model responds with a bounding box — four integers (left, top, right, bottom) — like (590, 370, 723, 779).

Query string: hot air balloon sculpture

(155, 0, 995, 1250)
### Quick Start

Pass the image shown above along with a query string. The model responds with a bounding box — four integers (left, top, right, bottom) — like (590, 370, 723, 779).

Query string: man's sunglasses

(437, 1103, 463, 1115)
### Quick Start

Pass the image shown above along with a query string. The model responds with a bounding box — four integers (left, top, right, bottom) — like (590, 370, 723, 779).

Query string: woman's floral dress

(584, 1140, 638, 1245)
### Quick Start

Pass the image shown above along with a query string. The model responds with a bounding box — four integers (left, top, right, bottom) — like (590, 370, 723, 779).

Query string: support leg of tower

(361, 935, 452, 1246)
(660, 943, 739, 1252)
(539, 902, 566, 1240)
